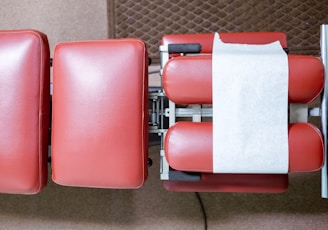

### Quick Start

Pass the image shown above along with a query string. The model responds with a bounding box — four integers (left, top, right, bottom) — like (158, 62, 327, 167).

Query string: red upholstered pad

(52, 39, 148, 189)
(0, 30, 50, 194)
(165, 122, 323, 173)
(163, 173, 288, 193)
(162, 32, 288, 53)
(163, 55, 324, 104)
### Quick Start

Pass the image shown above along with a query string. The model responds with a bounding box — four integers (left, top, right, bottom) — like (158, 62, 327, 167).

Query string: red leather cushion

(163, 55, 324, 104)
(0, 30, 50, 194)
(52, 39, 148, 189)
(162, 32, 288, 53)
(165, 122, 324, 173)
(163, 173, 288, 193)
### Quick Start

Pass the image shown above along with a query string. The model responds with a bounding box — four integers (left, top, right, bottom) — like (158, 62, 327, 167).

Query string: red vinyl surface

(163, 173, 288, 193)
(162, 32, 288, 52)
(52, 39, 148, 189)
(163, 55, 324, 104)
(165, 122, 324, 173)
(0, 30, 50, 194)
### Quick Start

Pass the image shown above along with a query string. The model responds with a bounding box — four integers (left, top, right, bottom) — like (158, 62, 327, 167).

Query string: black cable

(195, 192, 208, 230)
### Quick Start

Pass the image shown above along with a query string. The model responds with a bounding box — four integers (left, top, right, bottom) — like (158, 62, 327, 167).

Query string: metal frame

(320, 24, 328, 198)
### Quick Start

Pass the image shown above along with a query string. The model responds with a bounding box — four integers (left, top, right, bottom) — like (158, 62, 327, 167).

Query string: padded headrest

(163, 54, 324, 104)
(164, 122, 324, 173)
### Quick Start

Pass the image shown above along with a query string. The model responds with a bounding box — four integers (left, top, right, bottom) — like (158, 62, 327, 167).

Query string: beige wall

(0, 0, 108, 55)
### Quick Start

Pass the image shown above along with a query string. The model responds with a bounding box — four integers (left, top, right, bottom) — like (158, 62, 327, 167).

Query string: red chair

(0, 30, 50, 194)
(51, 39, 149, 189)
(160, 32, 324, 192)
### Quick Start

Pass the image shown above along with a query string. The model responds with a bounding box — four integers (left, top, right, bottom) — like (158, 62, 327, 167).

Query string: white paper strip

(212, 33, 289, 174)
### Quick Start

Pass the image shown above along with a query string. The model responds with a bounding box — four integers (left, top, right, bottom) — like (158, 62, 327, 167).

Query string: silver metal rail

(320, 24, 328, 198)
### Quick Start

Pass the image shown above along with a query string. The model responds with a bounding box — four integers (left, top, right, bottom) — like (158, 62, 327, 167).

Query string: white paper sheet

(212, 33, 289, 174)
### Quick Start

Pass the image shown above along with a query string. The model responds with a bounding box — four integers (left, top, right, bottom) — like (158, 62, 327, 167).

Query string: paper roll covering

(212, 33, 289, 174)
